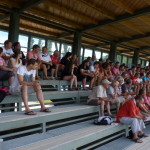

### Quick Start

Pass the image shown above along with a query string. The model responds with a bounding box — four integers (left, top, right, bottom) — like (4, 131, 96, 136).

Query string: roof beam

(140, 46, 150, 50)
(0, 0, 47, 22)
(83, 33, 112, 43)
(0, 5, 12, 12)
(0, 14, 10, 22)
(21, 13, 76, 32)
(117, 32, 150, 43)
(19, 0, 47, 12)
(111, 0, 134, 14)
(95, 43, 110, 47)
(82, 6, 150, 32)
(57, 33, 74, 38)
(77, 0, 115, 20)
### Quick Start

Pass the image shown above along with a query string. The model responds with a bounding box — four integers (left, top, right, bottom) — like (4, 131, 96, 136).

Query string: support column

(72, 31, 82, 57)
(109, 43, 117, 62)
(8, 9, 20, 43)
(132, 49, 139, 65)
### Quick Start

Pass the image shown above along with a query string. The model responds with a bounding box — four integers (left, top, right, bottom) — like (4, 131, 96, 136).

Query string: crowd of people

(0, 40, 150, 142)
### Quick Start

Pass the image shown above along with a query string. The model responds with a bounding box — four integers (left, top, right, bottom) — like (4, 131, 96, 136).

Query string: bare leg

(33, 83, 46, 110)
(90, 77, 95, 89)
(63, 76, 73, 89)
(73, 75, 77, 88)
(106, 102, 112, 116)
(82, 78, 86, 89)
(55, 64, 59, 78)
(41, 64, 49, 79)
(51, 68, 55, 77)
(116, 102, 120, 113)
(21, 85, 30, 112)
(100, 101, 105, 116)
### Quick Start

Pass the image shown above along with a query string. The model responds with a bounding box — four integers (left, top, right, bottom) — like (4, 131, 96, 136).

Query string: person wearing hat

(87, 79, 114, 117)
(117, 95, 149, 143)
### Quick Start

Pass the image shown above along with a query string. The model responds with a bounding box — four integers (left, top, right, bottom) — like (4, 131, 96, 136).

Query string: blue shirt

(142, 76, 150, 82)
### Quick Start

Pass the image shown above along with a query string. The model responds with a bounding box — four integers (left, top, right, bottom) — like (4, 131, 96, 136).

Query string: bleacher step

(95, 124, 150, 150)
(0, 104, 99, 139)
(3, 121, 127, 150)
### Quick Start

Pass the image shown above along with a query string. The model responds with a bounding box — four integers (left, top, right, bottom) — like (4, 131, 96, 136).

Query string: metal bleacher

(0, 80, 149, 150)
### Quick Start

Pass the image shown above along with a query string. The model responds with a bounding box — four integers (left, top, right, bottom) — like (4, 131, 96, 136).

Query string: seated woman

(143, 89, 150, 110)
(9, 51, 23, 93)
(138, 89, 150, 116)
(132, 73, 142, 95)
(62, 63, 78, 91)
(10, 51, 22, 69)
(59, 52, 72, 71)
(77, 60, 95, 90)
(90, 61, 101, 85)
(0, 47, 15, 85)
(102, 63, 113, 80)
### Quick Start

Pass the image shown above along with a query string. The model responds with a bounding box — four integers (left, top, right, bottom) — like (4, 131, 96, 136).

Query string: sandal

(40, 108, 51, 113)
(24, 111, 37, 115)
(139, 133, 149, 138)
(133, 138, 143, 143)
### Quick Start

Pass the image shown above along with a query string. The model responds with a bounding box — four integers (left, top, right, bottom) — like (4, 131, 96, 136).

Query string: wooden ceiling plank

(144, 0, 150, 5)
(0, 0, 20, 8)
(77, 0, 115, 20)
(0, 13, 9, 22)
(103, 25, 131, 38)
(27, 9, 82, 29)
(45, 1, 98, 24)
(138, 16, 150, 26)
(120, 22, 145, 35)
(111, 0, 134, 14)
(20, 24, 58, 36)
(20, 0, 47, 12)
(82, 6, 150, 32)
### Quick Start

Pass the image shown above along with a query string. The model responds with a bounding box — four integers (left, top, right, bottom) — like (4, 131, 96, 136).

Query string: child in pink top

(143, 90, 150, 110)
(27, 51, 40, 60)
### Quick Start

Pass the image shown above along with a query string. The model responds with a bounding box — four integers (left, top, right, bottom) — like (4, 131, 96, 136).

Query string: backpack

(94, 116, 113, 125)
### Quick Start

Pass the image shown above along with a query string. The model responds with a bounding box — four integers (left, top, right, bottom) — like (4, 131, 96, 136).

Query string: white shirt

(10, 66, 36, 88)
(88, 85, 107, 102)
(39, 53, 51, 62)
(137, 78, 143, 83)
(2, 46, 14, 56)
(89, 65, 97, 72)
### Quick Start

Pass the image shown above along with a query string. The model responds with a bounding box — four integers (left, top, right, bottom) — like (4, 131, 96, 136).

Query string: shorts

(9, 85, 35, 95)
(0, 70, 14, 81)
(87, 99, 99, 105)
(78, 75, 93, 81)
(113, 96, 125, 103)
(51, 64, 56, 69)
(42, 63, 50, 69)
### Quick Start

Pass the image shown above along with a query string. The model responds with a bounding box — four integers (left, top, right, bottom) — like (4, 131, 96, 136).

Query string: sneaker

(50, 77, 55, 80)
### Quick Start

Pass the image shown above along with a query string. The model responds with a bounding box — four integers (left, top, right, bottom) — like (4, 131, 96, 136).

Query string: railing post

(0, 139, 3, 150)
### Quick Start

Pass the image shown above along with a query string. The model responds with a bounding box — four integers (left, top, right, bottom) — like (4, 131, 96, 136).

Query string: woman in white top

(9, 51, 22, 91)
(10, 51, 22, 68)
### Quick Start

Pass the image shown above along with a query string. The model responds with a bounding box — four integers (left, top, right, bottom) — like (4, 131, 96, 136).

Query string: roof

(0, 0, 150, 60)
